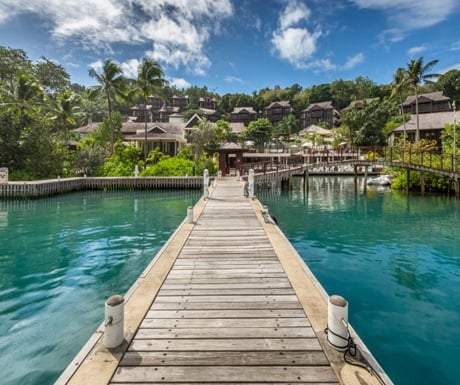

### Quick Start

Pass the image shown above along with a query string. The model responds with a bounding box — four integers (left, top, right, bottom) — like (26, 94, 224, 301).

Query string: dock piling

(327, 295, 349, 351)
(104, 295, 125, 349)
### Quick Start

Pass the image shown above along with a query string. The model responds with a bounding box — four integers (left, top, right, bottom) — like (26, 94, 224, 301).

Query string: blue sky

(0, 0, 459, 95)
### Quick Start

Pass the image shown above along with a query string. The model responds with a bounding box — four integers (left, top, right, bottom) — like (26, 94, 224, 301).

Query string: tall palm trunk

(414, 86, 420, 142)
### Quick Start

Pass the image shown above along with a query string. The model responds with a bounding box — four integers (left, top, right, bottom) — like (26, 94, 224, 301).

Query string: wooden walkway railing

(239, 147, 460, 194)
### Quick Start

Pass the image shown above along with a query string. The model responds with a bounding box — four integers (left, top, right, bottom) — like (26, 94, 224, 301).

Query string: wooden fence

(0, 177, 204, 199)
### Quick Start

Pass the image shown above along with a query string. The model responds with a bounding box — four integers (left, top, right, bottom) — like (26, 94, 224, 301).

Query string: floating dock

(56, 177, 392, 385)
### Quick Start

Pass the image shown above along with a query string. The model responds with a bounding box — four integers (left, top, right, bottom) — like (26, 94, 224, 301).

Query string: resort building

(264, 100, 293, 126)
(198, 97, 218, 110)
(389, 91, 454, 146)
(129, 95, 166, 123)
(388, 111, 455, 146)
(171, 95, 190, 112)
(229, 107, 258, 126)
(301, 101, 340, 129)
(401, 91, 451, 114)
(74, 121, 187, 157)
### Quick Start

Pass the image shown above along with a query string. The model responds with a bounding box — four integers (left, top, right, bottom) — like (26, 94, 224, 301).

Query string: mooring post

(303, 169, 309, 192)
(248, 169, 255, 199)
(353, 164, 358, 194)
(203, 169, 209, 199)
(187, 206, 194, 223)
(104, 295, 124, 349)
(327, 295, 349, 351)
(363, 166, 368, 194)
(455, 177, 460, 198)
(420, 171, 425, 194)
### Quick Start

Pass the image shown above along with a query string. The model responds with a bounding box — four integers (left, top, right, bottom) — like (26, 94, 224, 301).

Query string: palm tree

(390, 67, 410, 146)
(405, 57, 439, 141)
(136, 58, 166, 161)
(46, 90, 81, 140)
(88, 59, 126, 149)
(1, 73, 44, 115)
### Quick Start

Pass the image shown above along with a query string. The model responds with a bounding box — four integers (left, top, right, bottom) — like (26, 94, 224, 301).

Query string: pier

(56, 177, 391, 385)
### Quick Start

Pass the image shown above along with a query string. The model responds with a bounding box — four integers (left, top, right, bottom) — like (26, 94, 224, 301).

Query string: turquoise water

(258, 176, 460, 385)
(0, 190, 200, 385)
(1, 182, 459, 385)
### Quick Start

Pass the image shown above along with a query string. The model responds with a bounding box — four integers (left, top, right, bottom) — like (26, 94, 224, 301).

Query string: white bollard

(218, 170, 222, 180)
(327, 295, 349, 351)
(203, 169, 209, 199)
(248, 169, 255, 199)
(187, 206, 194, 223)
(104, 295, 124, 348)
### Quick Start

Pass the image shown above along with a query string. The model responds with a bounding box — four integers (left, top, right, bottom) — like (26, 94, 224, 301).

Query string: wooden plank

(146, 309, 307, 319)
(177, 254, 278, 259)
(181, 245, 274, 251)
(160, 281, 293, 289)
(135, 327, 315, 339)
(150, 302, 303, 310)
(140, 318, 310, 328)
(168, 267, 285, 273)
(154, 295, 300, 303)
(172, 261, 283, 267)
(119, 350, 329, 366)
(128, 338, 322, 352)
(161, 278, 291, 285)
(158, 288, 296, 296)
(166, 272, 287, 279)
(111, 365, 338, 383)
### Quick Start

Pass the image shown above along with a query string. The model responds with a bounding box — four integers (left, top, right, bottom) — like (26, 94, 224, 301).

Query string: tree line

(1, 45, 459, 180)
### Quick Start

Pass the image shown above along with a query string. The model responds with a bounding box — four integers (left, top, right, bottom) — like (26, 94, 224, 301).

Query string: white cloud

(121, 59, 141, 79)
(350, 0, 458, 41)
(272, 27, 321, 67)
(88, 59, 104, 73)
(0, 0, 233, 75)
(343, 53, 364, 70)
(279, 0, 311, 30)
(451, 41, 460, 51)
(224, 76, 244, 84)
(271, 0, 322, 69)
(407, 46, 427, 57)
(169, 77, 191, 89)
(440, 63, 460, 74)
(309, 59, 337, 72)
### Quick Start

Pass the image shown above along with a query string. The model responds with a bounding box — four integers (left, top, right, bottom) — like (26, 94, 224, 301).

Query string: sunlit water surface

(0, 190, 200, 385)
(258, 176, 460, 385)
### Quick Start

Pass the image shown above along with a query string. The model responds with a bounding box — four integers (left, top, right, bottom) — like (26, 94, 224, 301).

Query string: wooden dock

(57, 177, 391, 385)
